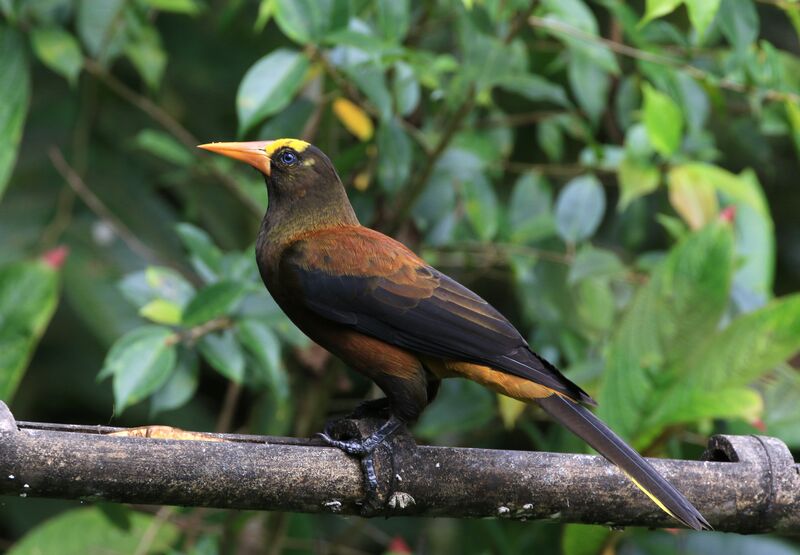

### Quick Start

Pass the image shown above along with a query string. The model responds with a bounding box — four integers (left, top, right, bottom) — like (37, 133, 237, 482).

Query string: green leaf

(641, 0, 683, 26)
(237, 318, 287, 397)
(29, 27, 83, 85)
(0, 259, 60, 401)
(415, 379, 494, 439)
(199, 329, 244, 382)
(642, 83, 683, 156)
(618, 157, 660, 210)
(342, 63, 393, 121)
(541, 0, 619, 74)
(255, 0, 276, 31)
(685, 0, 722, 41)
(667, 164, 719, 229)
(568, 49, 611, 123)
(497, 74, 570, 107)
(376, 0, 410, 43)
(141, 0, 204, 14)
(686, 293, 800, 391)
(175, 223, 224, 281)
(647, 386, 763, 431)
(497, 395, 526, 429)
(576, 278, 615, 332)
(463, 175, 499, 241)
(0, 25, 30, 202)
(101, 325, 176, 410)
(150, 348, 198, 415)
(598, 222, 734, 440)
(274, 0, 349, 44)
(568, 245, 625, 284)
(377, 118, 412, 194)
(124, 26, 167, 90)
(718, 0, 759, 54)
(537, 117, 564, 161)
(237, 48, 310, 134)
(139, 299, 182, 325)
(182, 281, 249, 326)
(119, 266, 195, 309)
(554, 175, 606, 244)
(508, 172, 555, 243)
(76, 0, 127, 62)
(392, 61, 420, 117)
(562, 524, 611, 555)
(8, 507, 179, 555)
(133, 129, 193, 166)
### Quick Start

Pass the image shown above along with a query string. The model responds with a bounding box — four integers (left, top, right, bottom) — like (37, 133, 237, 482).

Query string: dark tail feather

(536, 394, 711, 530)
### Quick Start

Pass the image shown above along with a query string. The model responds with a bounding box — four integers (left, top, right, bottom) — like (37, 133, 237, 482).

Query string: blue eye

(279, 150, 298, 165)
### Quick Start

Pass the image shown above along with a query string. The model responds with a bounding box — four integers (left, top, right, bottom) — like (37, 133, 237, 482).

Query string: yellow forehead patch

(265, 138, 311, 156)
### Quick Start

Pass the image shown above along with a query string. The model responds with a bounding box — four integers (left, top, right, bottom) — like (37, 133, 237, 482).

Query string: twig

(528, 16, 800, 104)
(505, 161, 617, 177)
(48, 147, 160, 264)
(165, 317, 233, 347)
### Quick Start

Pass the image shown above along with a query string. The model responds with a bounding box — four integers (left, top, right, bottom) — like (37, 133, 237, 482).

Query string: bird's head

(198, 138, 358, 231)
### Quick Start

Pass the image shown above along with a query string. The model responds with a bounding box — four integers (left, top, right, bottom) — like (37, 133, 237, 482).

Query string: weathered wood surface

(1, 403, 798, 532)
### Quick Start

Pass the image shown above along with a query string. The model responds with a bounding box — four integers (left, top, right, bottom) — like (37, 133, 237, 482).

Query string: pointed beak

(197, 140, 273, 175)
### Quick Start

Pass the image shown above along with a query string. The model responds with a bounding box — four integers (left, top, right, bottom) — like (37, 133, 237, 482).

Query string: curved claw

(317, 432, 369, 456)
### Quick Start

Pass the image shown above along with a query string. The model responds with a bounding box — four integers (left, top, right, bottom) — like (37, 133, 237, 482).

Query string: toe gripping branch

(320, 416, 417, 516)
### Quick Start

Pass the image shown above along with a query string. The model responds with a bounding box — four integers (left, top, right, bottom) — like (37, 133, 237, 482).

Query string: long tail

(536, 394, 711, 530)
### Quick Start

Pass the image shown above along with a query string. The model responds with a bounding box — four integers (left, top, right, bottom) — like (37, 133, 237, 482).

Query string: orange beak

(197, 140, 273, 175)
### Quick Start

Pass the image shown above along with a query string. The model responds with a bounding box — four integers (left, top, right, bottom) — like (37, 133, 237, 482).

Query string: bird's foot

(318, 416, 405, 501)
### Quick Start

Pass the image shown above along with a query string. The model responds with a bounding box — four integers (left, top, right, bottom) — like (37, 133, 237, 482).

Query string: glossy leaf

(0, 25, 29, 201)
(667, 164, 719, 229)
(150, 348, 199, 414)
(237, 318, 287, 397)
(274, 0, 349, 44)
(119, 266, 195, 309)
(568, 245, 625, 285)
(124, 26, 166, 91)
(237, 49, 310, 134)
(718, 0, 758, 53)
(8, 507, 179, 555)
(101, 325, 176, 410)
(182, 281, 249, 326)
(141, 0, 203, 14)
(134, 129, 193, 167)
(76, 0, 127, 62)
(554, 175, 606, 243)
(642, 83, 683, 156)
(376, 0, 410, 43)
(175, 223, 224, 281)
(599, 222, 734, 440)
(199, 329, 245, 383)
(392, 61, 420, 116)
(139, 299, 182, 325)
(685, 0, 722, 40)
(377, 118, 412, 194)
(508, 172, 555, 243)
(0, 259, 60, 401)
(568, 49, 611, 123)
(641, 0, 683, 26)
(29, 27, 83, 85)
(462, 175, 499, 241)
(618, 157, 660, 210)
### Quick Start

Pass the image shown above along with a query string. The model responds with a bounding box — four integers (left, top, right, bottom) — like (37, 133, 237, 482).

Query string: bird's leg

(318, 415, 405, 494)
(347, 397, 391, 420)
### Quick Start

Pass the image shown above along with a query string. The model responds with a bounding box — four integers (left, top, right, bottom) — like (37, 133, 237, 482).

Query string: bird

(197, 138, 710, 530)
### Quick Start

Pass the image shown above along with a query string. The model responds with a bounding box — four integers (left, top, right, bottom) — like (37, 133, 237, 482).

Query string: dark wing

(281, 229, 592, 404)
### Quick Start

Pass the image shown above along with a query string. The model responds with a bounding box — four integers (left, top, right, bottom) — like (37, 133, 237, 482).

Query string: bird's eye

(279, 150, 298, 165)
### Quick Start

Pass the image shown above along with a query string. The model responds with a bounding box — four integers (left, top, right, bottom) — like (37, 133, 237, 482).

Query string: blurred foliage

(1, 0, 800, 553)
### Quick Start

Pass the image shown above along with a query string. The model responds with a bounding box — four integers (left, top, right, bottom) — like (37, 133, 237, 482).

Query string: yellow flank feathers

(265, 138, 311, 156)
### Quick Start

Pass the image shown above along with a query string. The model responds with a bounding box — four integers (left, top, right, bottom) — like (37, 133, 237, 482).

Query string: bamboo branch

(1, 404, 798, 533)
